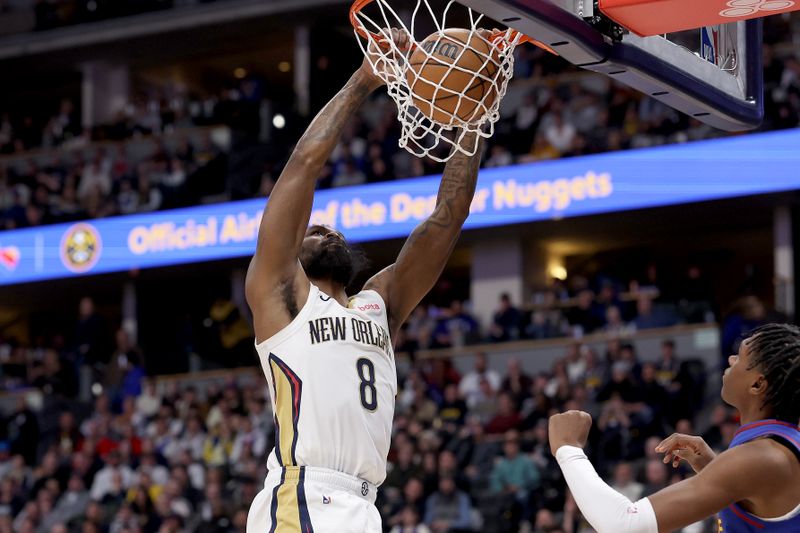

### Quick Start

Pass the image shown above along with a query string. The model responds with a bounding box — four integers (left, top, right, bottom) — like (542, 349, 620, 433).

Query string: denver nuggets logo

(60, 223, 102, 273)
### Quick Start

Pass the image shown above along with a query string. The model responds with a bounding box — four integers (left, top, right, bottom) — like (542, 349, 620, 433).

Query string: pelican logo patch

(322, 495, 331, 504)
(361, 482, 369, 496)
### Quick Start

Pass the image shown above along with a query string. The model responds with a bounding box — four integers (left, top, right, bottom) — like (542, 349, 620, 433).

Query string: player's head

(721, 323, 800, 424)
(299, 225, 366, 287)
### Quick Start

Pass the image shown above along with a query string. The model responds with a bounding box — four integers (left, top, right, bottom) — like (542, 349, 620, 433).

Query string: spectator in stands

(104, 328, 143, 403)
(423, 475, 475, 532)
(604, 304, 634, 336)
(611, 462, 644, 501)
(458, 353, 501, 409)
(135, 378, 161, 420)
(431, 301, 480, 348)
(136, 171, 163, 212)
(526, 290, 565, 339)
(655, 339, 681, 388)
(484, 145, 514, 168)
(562, 343, 587, 384)
(43, 411, 81, 457)
(117, 178, 138, 214)
(501, 357, 532, 406)
(489, 293, 521, 342)
(678, 265, 715, 323)
(3, 397, 38, 466)
(633, 293, 677, 330)
(90, 450, 133, 502)
(642, 459, 669, 495)
(489, 431, 540, 528)
(29, 348, 77, 397)
(74, 296, 109, 367)
(332, 157, 367, 188)
(391, 505, 433, 533)
(543, 112, 576, 155)
(439, 383, 468, 428)
(720, 295, 767, 366)
(485, 391, 522, 435)
(565, 289, 603, 335)
(78, 152, 112, 202)
(702, 404, 732, 451)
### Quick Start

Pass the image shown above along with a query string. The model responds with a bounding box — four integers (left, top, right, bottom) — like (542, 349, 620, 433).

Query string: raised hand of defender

(361, 27, 411, 87)
(549, 410, 592, 456)
(655, 433, 716, 473)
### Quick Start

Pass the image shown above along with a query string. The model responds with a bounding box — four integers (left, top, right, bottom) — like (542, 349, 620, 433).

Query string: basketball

(406, 28, 501, 125)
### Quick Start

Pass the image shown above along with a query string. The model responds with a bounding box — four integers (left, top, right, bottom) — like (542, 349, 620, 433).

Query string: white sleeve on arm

(556, 446, 660, 533)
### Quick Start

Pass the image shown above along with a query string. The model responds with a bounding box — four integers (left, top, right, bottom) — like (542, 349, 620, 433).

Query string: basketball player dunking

(548, 323, 800, 532)
(244, 33, 483, 532)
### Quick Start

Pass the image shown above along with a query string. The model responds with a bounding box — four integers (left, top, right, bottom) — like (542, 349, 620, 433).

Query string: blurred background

(1, 1, 800, 532)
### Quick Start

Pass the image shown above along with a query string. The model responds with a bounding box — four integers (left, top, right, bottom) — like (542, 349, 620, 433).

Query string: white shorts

(247, 466, 382, 533)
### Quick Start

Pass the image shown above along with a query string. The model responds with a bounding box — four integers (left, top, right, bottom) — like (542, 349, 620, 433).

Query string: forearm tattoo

(297, 74, 374, 156)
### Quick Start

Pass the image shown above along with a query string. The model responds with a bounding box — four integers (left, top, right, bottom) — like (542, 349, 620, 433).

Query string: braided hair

(744, 323, 800, 424)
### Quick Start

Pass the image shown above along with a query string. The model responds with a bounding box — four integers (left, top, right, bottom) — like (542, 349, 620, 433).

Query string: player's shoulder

(348, 288, 388, 314)
(723, 437, 796, 474)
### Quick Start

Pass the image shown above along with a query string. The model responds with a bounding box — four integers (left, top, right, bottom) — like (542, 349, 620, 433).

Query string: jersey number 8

(356, 358, 378, 411)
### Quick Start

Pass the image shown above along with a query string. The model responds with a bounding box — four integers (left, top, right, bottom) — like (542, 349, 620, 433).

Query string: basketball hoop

(350, 0, 542, 162)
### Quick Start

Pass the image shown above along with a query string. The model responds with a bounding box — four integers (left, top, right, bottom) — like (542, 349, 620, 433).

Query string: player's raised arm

(246, 62, 384, 342)
(364, 132, 482, 338)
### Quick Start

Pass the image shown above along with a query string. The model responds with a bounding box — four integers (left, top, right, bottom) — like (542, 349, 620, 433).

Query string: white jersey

(255, 283, 397, 486)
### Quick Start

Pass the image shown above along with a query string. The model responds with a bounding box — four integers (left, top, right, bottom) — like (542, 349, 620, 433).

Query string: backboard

(458, 0, 763, 131)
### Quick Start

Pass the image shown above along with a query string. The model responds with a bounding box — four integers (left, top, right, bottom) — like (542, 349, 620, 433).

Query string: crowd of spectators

(394, 264, 725, 356)
(0, 309, 737, 533)
(0, 258, 768, 530)
(3, 15, 800, 229)
(0, 260, 735, 396)
(0, 0, 230, 34)
(0, 136, 225, 230)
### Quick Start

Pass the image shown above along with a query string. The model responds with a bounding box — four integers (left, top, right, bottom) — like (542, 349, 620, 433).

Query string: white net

(351, 0, 524, 162)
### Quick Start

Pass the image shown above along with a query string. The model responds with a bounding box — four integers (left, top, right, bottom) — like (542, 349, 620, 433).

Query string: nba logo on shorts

(361, 482, 369, 496)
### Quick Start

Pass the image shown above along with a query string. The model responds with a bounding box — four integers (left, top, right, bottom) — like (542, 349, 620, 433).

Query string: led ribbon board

(1, 128, 799, 285)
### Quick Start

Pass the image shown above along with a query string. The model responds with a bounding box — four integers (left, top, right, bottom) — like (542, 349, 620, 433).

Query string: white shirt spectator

(458, 353, 501, 409)
(231, 426, 267, 463)
(163, 425, 206, 462)
(610, 463, 644, 502)
(136, 383, 161, 419)
(90, 463, 134, 501)
(78, 158, 112, 201)
(135, 462, 170, 487)
(566, 357, 587, 384)
(544, 115, 576, 153)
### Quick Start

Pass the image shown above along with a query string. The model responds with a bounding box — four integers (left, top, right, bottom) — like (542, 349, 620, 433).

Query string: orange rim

(349, 0, 557, 55)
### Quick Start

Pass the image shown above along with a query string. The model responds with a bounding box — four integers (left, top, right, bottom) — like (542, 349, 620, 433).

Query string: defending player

(548, 323, 800, 532)
(244, 31, 483, 533)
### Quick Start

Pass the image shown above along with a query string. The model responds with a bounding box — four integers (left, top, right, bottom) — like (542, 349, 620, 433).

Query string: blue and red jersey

(717, 420, 800, 532)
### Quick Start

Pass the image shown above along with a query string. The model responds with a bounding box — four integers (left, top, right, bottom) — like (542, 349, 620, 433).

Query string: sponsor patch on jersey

(357, 303, 381, 312)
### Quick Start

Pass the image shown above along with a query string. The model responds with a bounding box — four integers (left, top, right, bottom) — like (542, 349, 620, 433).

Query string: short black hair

(744, 323, 800, 424)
